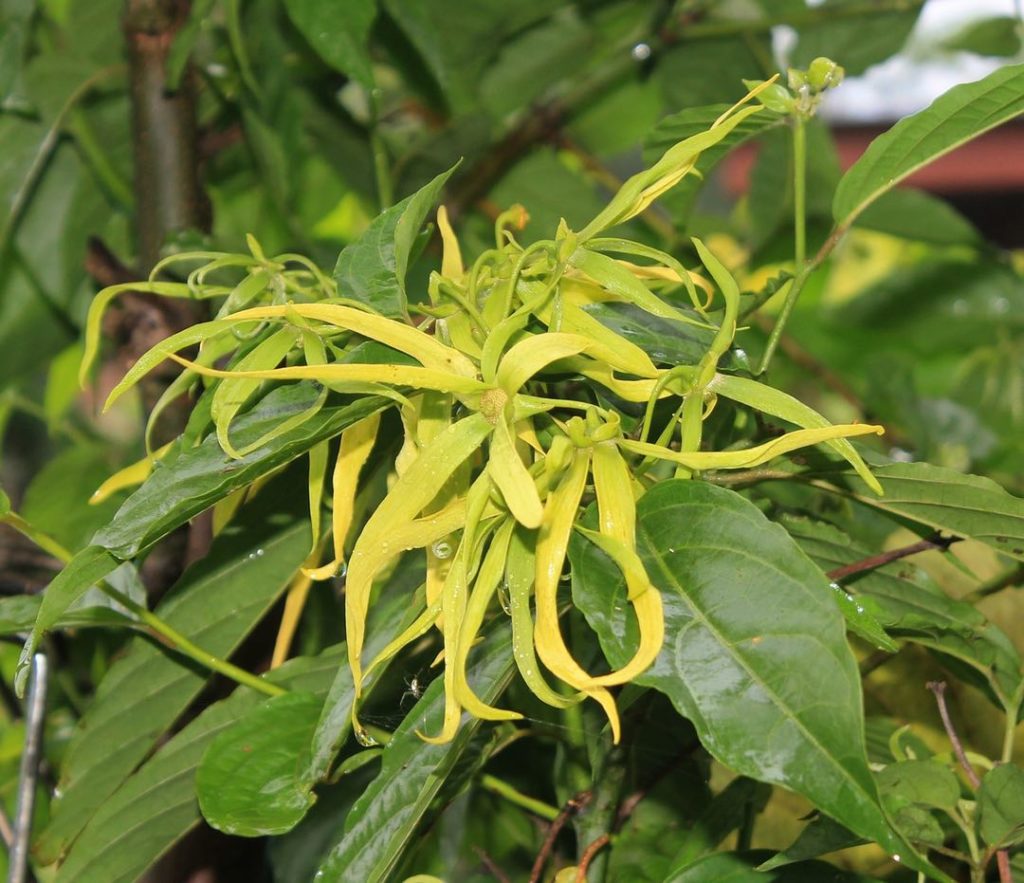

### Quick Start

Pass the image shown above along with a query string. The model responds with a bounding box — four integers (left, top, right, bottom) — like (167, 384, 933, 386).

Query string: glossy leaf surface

(333, 164, 457, 319)
(833, 63, 1024, 225)
(571, 480, 929, 871)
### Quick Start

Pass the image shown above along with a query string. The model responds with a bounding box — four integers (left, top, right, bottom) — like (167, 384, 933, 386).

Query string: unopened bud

(807, 57, 844, 91)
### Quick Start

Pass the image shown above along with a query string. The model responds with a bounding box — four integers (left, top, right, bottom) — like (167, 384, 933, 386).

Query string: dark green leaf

(854, 189, 980, 246)
(666, 849, 875, 882)
(784, 516, 1022, 706)
(791, 0, 921, 76)
(381, 0, 550, 112)
(944, 16, 1022, 58)
(333, 163, 457, 319)
(584, 303, 716, 368)
(571, 480, 942, 879)
(284, 0, 377, 88)
(0, 591, 134, 636)
(15, 544, 118, 694)
(833, 63, 1024, 225)
(759, 815, 865, 870)
(53, 646, 344, 883)
(93, 385, 385, 558)
(315, 623, 515, 882)
(34, 498, 311, 862)
(665, 777, 772, 873)
(977, 763, 1024, 848)
(828, 583, 898, 652)
(816, 461, 1024, 564)
(198, 692, 322, 836)
(658, 37, 770, 111)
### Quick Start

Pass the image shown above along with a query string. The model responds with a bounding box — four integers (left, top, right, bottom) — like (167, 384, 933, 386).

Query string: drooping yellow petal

(346, 414, 492, 696)
(226, 303, 478, 376)
(420, 473, 494, 744)
(452, 518, 522, 721)
(495, 332, 593, 395)
(304, 412, 381, 580)
(533, 450, 621, 742)
(89, 441, 174, 504)
(306, 441, 329, 558)
(437, 205, 464, 280)
(488, 416, 543, 529)
(168, 354, 489, 397)
(213, 327, 298, 458)
(507, 526, 580, 709)
(619, 423, 885, 471)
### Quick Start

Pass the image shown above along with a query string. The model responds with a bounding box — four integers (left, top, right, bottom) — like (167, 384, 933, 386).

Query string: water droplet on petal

(431, 540, 453, 560)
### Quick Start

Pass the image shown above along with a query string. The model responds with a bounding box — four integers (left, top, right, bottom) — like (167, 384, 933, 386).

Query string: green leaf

(0, 594, 134, 636)
(308, 552, 426, 780)
(333, 163, 458, 319)
(665, 777, 772, 873)
(283, 0, 377, 88)
(783, 516, 1022, 706)
(815, 461, 1024, 564)
(15, 544, 118, 694)
(828, 583, 898, 652)
(791, 0, 921, 77)
(381, 0, 549, 113)
(833, 63, 1024, 226)
(854, 189, 980, 246)
(944, 16, 1022, 58)
(53, 646, 344, 883)
(34, 497, 311, 862)
(93, 385, 385, 558)
(571, 480, 946, 880)
(876, 760, 962, 812)
(315, 623, 515, 882)
(977, 763, 1024, 848)
(198, 692, 322, 836)
(758, 814, 865, 871)
(666, 849, 875, 882)
(584, 303, 717, 368)
(198, 556, 419, 838)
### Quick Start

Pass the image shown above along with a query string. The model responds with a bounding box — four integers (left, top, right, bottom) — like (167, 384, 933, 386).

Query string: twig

(827, 533, 956, 583)
(995, 849, 1012, 883)
(961, 565, 1024, 604)
(9, 653, 47, 883)
(480, 774, 560, 823)
(927, 681, 980, 789)
(473, 846, 511, 883)
(529, 791, 592, 883)
(575, 834, 611, 882)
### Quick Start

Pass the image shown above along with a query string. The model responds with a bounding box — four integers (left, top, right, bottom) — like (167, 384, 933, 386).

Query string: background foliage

(1, 1, 1024, 881)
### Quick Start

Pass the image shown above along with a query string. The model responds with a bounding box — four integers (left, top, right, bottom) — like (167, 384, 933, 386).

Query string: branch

(827, 533, 957, 583)
(927, 681, 980, 789)
(575, 834, 611, 882)
(529, 791, 592, 883)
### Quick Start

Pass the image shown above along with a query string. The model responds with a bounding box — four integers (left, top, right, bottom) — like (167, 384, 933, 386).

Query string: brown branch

(995, 849, 1012, 883)
(827, 533, 957, 583)
(927, 681, 981, 789)
(529, 790, 592, 883)
(575, 834, 610, 882)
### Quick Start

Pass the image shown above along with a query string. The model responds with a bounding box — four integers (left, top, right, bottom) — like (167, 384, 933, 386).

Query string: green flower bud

(807, 57, 845, 91)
